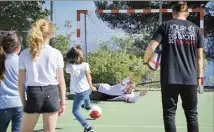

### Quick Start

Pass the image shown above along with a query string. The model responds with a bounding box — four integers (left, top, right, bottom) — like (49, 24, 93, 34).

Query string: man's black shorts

(24, 85, 60, 114)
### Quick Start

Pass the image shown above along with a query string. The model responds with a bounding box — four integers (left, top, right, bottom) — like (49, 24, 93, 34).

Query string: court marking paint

(36, 124, 214, 129)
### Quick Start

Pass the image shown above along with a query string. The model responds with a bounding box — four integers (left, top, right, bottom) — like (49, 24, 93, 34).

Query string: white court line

(37, 124, 214, 129)
(107, 110, 117, 112)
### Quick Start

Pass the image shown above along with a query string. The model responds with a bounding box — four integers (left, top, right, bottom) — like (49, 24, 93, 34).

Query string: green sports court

(9, 91, 213, 132)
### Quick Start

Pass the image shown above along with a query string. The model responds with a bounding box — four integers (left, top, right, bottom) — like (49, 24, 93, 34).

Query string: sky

(44, 1, 124, 49)
(44, 1, 214, 86)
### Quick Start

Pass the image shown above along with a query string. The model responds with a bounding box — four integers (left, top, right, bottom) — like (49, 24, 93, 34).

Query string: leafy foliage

(53, 35, 70, 54)
(0, 1, 49, 30)
(53, 25, 72, 91)
(205, 37, 214, 61)
(0, 1, 50, 48)
(111, 33, 152, 57)
(94, 1, 210, 34)
(94, 1, 214, 60)
(89, 41, 149, 85)
(53, 34, 71, 91)
(208, 76, 214, 86)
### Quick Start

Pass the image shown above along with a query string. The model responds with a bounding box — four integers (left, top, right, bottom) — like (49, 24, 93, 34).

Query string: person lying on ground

(88, 77, 147, 103)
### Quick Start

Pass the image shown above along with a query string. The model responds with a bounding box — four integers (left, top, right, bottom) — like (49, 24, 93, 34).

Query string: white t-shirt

(66, 62, 91, 93)
(98, 77, 130, 96)
(19, 44, 64, 86)
(98, 84, 128, 96)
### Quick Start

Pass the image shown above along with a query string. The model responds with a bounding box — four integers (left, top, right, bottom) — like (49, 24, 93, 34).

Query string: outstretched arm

(108, 94, 141, 103)
(120, 77, 130, 86)
(126, 89, 148, 103)
(120, 75, 135, 86)
(126, 95, 141, 103)
(109, 90, 147, 103)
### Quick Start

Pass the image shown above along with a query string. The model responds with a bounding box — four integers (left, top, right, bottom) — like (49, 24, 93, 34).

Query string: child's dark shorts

(24, 85, 60, 114)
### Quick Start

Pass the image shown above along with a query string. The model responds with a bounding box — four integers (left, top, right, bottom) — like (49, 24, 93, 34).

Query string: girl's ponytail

(0, 45, 6, 80)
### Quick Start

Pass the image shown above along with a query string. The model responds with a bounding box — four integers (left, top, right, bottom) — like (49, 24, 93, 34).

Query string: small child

(0, 32, 22, 132)
(66, 46, 97, 132)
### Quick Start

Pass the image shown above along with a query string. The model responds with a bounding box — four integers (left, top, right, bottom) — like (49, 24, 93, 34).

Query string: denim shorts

(24, 85, 60, 114)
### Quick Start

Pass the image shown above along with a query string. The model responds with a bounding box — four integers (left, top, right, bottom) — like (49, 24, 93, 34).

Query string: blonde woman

(18, 19, 66, 132)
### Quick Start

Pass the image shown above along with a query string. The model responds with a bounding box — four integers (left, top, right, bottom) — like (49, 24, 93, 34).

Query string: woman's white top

(19, 44, 64, 86)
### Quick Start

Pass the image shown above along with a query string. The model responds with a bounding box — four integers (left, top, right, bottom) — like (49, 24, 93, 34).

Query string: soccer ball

(148, 45, 162, 70)
(148, 51, 161, 70)
(89, 105, 102, 119)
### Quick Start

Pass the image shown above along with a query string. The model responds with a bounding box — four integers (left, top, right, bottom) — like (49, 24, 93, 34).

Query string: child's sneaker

(81, 104, 91, 111)
(84, 126, 94, 132)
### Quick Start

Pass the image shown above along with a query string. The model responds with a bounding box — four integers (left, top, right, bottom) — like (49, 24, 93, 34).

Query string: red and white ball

(148, 51, 161, 70)
(89, 105, 102, 119)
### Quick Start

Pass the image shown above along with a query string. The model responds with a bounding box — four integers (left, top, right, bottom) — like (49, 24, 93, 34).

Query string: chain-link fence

(76, 10, 203, 88)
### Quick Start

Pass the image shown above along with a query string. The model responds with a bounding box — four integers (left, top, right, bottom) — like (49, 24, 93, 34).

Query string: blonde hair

(29, 19, 55, 61)
(128, 79, 136, 86)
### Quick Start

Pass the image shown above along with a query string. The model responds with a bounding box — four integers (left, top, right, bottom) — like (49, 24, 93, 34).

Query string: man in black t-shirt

(143, 2, 204, 132)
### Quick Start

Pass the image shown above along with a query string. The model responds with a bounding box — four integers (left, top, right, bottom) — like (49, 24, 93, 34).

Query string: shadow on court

(74, 118, 95, 121)
(34, 128, 63, 132)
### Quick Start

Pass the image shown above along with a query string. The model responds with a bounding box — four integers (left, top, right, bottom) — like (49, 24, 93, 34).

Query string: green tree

(53, 34, 71, 91)
(205, 36, 214, 61)
(88, 41, 148, 85)
(53, 35, 70, 54)
(0, 1, 50, 48)
(111, 35, 160, 85)
(208, 76, 214, 86)
(94, 1, 214, 60)
(111, 32, 151, 57)
(94, 1, 211, 34)
(52, 20, 73, 92)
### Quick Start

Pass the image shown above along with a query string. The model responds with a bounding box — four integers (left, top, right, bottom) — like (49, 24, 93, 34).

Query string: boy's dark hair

(0, 31, 22, 80)
(66, 46, 84, 64)
(172, 2, 188, 13)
